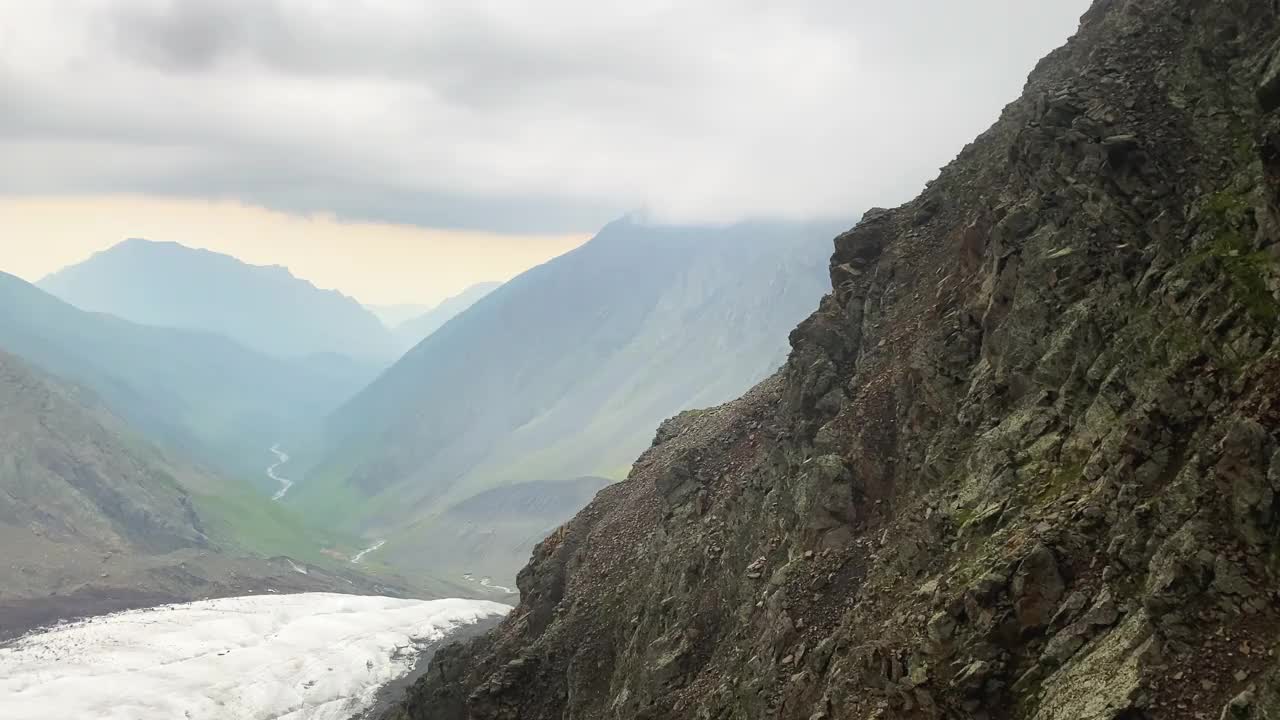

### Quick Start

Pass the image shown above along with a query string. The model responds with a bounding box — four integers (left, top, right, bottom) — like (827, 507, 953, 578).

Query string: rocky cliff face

(388, 1, 1280, 718)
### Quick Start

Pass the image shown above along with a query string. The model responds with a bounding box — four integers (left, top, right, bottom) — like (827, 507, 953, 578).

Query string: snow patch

(0, 593, 510, 720)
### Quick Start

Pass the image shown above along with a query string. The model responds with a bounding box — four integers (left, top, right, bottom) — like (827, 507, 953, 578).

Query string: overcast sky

(0, 0, 1090, 303)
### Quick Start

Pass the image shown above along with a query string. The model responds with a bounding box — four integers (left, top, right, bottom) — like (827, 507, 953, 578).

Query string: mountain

(39, 238, 397, 361)
(390, 476, 613, 583)
(293, 218, 848, 574)
(392, 282, 502, 351)
(0, 271, 374, 483)
(0, 349, 208, 558)
(0, 350, 393, 637)
(367, 303, 436, 328)
(387, 2, 1280, 719)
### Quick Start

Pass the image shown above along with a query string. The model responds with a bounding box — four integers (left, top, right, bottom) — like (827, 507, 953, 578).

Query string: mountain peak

(39, 240, 396, 361)
(98, 238, 296, 278)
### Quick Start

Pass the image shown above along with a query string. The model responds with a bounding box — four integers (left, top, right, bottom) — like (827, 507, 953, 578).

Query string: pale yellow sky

(0, 195, 591, 306)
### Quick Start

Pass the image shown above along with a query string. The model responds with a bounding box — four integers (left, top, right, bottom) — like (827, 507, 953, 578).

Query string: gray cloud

(104, 0, 265, 71)
(0, 0, 1092, 232)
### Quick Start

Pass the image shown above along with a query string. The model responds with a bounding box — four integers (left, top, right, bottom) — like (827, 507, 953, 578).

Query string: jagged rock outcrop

(387, 1, 1280, 718)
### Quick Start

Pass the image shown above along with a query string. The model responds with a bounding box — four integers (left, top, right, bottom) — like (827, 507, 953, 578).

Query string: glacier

(0, 593, 510, 720)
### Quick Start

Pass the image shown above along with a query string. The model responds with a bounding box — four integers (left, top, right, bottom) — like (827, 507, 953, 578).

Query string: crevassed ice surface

(0, 593, 511, 720)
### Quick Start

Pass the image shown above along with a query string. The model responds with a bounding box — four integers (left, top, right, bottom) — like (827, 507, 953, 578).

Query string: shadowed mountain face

(0, 349, 207, 557)
(39, 238, 397, 362)
(0, 271, 375, 483)
(392, 282, 502, 352)
(295, 218, 850, 558)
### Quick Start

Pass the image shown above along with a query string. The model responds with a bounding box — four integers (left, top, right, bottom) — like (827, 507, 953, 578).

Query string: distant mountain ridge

(39, 238, 397, 361)
(367, 303, 435, 328)
(391, 282, 502, 352)
(0, 271, 375, 484)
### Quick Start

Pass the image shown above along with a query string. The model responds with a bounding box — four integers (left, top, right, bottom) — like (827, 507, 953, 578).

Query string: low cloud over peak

(1, 1, 1091, 232)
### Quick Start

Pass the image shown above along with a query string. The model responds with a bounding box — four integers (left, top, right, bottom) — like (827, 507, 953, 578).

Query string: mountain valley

(291, 218, 849, 579)
(6, 2, 1278, 719)
(0, 271, 378, 485)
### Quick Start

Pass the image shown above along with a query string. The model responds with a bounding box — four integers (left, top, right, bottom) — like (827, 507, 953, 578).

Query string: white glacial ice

(0, 593, 510, 720)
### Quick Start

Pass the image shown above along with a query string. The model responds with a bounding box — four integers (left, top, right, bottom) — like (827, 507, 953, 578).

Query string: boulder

(1012, 544, 1066, 632)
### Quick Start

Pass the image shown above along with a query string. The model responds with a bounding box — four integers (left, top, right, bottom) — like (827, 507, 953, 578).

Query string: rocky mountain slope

(294, 219, 844, 552)
(0, 350, 393, 638)
(40, 238, 397, 361)
(0, 271, 372, 483)
(0, 349, 207, 557)
(388, 2, 1280, 718)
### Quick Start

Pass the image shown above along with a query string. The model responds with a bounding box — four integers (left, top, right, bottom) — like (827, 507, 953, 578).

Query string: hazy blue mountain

(0, 271, 375, 484)
(367, 303, 435, 328)
(392, 282, 502, 351)
(0, 349, 396, 633)
(293, 218, 849, 576)
(39, 239, 397, 361)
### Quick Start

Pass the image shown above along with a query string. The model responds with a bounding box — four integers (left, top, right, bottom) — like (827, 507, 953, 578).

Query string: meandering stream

(461, 574, 518, 595)
(351, 540, 385, 565)
(267, 444, 293, 501)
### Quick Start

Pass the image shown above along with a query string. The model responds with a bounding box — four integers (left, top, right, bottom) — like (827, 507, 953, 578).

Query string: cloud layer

(0, 1, 1091, 231)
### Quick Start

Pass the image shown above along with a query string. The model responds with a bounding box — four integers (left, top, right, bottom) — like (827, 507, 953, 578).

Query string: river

(268, 443, 293, 501)
(351, 539, 386, 564)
